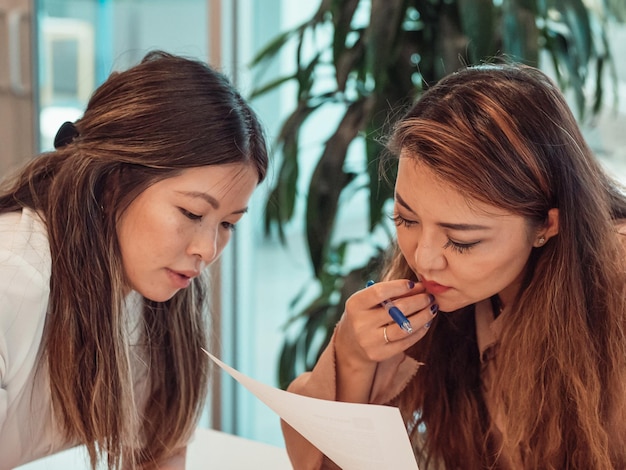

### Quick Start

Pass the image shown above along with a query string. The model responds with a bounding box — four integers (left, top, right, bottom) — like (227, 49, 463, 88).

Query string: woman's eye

(443, 239, 480, 254)
(390, 214, 417, 228)
(222, 221, 236, 232)
(180, 208, 202, 221)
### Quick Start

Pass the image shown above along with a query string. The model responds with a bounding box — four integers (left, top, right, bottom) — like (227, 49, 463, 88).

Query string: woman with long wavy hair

(282, 63, 626, 469)
(0, 51, 268, 469)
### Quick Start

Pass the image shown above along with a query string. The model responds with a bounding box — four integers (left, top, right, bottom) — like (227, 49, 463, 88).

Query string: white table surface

(15, 428, 293, 470)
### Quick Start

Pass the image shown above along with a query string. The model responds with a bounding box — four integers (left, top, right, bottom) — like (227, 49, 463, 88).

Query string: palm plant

(250, 0, 626, 388)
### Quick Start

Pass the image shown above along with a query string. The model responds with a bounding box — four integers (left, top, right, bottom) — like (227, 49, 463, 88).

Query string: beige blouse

(281, 299, 504, 470)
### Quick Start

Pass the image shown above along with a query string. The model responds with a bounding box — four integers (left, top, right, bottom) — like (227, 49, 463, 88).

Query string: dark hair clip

(54, 121, 80, 149)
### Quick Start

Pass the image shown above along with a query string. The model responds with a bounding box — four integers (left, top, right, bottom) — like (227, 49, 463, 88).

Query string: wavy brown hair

(383, 63, 626, 469)
(0, 51, 268, 468)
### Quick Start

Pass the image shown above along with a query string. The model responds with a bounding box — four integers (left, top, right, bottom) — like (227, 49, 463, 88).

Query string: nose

(189, 228, 220, 267)
(413, 233, 447, 274)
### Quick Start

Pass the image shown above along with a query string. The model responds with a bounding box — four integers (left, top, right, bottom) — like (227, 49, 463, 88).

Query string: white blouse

(0, 208, 146, 469)
(0, 208, 61, 469)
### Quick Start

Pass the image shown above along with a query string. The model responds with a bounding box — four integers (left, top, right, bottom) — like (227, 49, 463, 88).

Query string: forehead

(395, 156, 515, 220)
(135, 163, 258, 210)
(165, 163, 257, 187)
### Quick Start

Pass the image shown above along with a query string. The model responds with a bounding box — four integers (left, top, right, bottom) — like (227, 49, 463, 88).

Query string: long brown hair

(384, 63, 626, 468)
(0, 51, 268, 468)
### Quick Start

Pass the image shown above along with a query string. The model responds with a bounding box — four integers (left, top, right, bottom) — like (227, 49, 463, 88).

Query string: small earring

(537, 236, 546, 246)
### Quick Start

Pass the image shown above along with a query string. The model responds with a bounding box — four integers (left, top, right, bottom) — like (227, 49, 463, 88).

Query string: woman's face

(117, 163, 259, 302)
(394, 156, 538, 312)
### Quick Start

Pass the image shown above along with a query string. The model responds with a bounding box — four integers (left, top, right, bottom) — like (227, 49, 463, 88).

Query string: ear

(534, 208, 559, 247)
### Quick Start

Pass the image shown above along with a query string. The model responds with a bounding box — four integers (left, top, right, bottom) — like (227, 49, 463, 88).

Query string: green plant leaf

(606, 0, 626, 21)
(303, 307, 331, 364)
(312, 0, 336, 23)
(330, 0, 360, 71)
(335, 32, 366, 92)
(249, 73, 298, 100)
(555, 0, 593, 67)
(305, 97, 375, 276)
(458, 0, 496, 64)
(295, 51, 322, 101)
(264, 101, 318, 240)
(367, 0, 407, 87)
(543, 12, 588, 118)
(501, 0, 539, 64)
(249, 24, 307, 68)
(278, 339, 299, 389)
(365, 135, 395, 231)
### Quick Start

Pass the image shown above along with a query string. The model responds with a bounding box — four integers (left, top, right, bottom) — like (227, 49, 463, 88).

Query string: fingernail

(428, 294, 435, 303)
(366, 280, 375, 287)
(408, 280, 415, 289)
(430, 304, 439, 315)
(424, 321, 432, 328)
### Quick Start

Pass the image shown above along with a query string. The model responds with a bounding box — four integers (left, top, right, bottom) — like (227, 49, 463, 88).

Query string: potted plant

(250, 0, 626, 388)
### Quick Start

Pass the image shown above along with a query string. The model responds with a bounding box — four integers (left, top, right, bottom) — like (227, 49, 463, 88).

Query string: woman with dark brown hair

(282, 63, 626, 469)
(0, 51, 268, 469)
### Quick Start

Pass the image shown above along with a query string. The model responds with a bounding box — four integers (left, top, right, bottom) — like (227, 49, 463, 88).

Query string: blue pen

(366, 280, 413, 334)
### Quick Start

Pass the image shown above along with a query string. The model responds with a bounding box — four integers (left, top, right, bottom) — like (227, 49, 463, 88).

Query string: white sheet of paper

(205, 351, 419, 470)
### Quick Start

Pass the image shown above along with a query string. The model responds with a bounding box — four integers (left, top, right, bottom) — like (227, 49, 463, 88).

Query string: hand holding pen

(366, 279, 414, 333)
(335, 278, 438, 364)
(334, 279, 438, 402)
(366, 279, 438, 343)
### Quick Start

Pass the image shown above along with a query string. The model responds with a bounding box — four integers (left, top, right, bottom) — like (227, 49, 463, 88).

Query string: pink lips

(421, 279, 450, 295)
(166, 268, 198, 289)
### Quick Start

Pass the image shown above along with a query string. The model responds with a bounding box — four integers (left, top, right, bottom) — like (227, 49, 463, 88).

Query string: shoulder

(0, 208, 50, 271)
(0, 208, 51, 307)
(0, 209, 52, 454)
(0, 208, 51, 350)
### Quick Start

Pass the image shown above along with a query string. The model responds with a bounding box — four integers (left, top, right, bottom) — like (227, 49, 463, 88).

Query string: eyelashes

(390, 214, 480, 254)
(442, 238, 479, 254)
(180, 208, 202, 220)
(390, 213, 416, 228)
(179, 208, 237, 232)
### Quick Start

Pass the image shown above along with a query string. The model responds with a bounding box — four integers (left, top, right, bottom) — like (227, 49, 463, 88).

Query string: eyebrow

(395, 191, 490, 231)
(178, 191, 249, 214)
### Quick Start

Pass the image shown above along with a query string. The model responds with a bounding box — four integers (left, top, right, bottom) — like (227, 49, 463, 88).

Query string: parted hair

(383, 63, 626, 469)
(0, 51, 268, 468)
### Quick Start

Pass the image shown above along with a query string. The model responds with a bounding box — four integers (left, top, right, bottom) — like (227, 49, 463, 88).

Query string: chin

(141, 289, 180, 303)
(436, 300, 471, 314)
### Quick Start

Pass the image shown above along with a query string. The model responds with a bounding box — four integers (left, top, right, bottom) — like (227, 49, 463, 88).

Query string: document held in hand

(204, 351, 419, 470)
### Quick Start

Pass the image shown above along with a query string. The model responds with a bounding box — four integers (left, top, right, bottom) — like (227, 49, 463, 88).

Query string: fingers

(380, 299, 438, 344)
(362, 278, 436, 331)
(360, 279, 425, 309)
(337, 279, 438, 363)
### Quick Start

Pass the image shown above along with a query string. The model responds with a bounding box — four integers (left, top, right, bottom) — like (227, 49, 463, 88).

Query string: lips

(166, 268, 198, 289)
(421, 279, 450, 295)
(173, 269, 200, 279)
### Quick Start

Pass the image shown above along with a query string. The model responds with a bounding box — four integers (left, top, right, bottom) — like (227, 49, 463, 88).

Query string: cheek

(118, 207, 180, 266)
(397, 230, 417, 265)
(213, 229, 233, 260)
(124, 213, 165, 251)
(454, 248, 531, 295)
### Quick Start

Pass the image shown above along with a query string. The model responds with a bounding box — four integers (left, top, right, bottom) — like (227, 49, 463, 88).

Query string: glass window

(37, 0, 208, 151)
